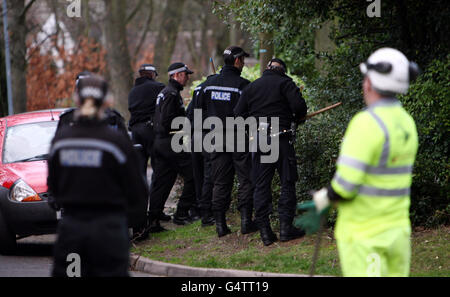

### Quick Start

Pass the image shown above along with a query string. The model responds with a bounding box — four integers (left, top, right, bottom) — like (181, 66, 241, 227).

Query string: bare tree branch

(20, 0, 37, 19)
(132, 0, 153, 63)
(126, 0, 145, 25)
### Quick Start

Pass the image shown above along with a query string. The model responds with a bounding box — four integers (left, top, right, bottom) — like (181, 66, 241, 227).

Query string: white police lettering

(80, 87, 103, 99)
(211, 91, 231, 101)
(60, 149, 102, 167)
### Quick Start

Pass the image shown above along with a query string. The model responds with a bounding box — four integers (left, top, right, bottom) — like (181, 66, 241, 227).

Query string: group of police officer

(48, 44, 420, 277)
(127, 46, 309, 246)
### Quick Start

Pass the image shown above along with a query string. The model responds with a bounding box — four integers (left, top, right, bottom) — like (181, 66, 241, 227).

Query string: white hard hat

(360, 47, 420, 95)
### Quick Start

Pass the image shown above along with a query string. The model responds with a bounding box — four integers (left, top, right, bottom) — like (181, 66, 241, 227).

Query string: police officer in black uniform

(186, 75, 218, 227)
(48, 75, 148, 276)
(57, 71, 128, 134)
(148, 62, 196, 231)
(196, 46, 257, 237)
(127, 65, 171, 227)
(234, 58, 307, 246)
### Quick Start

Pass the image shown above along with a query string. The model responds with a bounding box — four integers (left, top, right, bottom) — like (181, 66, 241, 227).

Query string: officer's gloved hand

(294, 188, 330, 234)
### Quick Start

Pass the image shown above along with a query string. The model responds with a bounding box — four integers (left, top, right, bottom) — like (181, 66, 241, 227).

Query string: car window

(3, 121, 58, 163)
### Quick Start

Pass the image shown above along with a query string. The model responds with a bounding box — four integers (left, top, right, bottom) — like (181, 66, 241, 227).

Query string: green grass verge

(132, 214, 449, 276)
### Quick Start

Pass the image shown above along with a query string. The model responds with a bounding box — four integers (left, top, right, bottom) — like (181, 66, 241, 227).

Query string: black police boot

(173, 209, 193, 225)
(148, 218, 167, 233)
(159, 211, 172, 222)
(200, 209, 215, 227)
(132, 225, 150, 242)
(189, 207, 201, 222)
(240, 208, 258, 235)
(280, 220, 305, 242)
(214, 211, 231, 237)
(258, 222, 278, 246)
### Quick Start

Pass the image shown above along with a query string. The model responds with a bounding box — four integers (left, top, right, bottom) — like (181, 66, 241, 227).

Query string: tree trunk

(7, 0, 28, 113)
(153, 0, 186, 82)
(259, 32, 274, 75)
(103, 0, 133, 120)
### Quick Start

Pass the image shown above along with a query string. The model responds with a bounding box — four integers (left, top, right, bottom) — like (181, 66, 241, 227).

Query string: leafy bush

(400, 55, 450, 227)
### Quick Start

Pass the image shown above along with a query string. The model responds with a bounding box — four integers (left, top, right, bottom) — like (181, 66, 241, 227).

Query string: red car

(0, 109, 64, 254)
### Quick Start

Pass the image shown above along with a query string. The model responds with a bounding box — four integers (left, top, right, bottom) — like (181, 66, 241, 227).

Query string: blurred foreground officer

(198, 46, 257, 237)
(148, 63, 196, 231)
(296, 48, 420, 276)
(48, 75, 148, 277)
(58, 71, 128, 134)
(235, 58, 307, 246)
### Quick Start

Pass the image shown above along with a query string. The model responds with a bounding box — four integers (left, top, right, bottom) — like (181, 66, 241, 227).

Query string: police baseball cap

(268, 58, 287, 72)
(168, 62, 194, 75)
(75, 71, 92, 90)
(139, 63, 158, 76)
(223, 46, 250, 59)
(77, 75, 108, 105)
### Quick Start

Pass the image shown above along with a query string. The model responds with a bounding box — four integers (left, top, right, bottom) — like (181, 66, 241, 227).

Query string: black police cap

(167, 62, 194, 75)
(223, 46, 250, 59)
(268, 58, 287, 72)
(139, 64, 158, 75)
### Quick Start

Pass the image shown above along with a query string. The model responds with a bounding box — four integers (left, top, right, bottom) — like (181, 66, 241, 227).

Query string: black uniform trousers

(191, 150, 214, 212)
(210, 151, 253, 213)
(52, 212, 129, 277)
(149, 136, 195, 219)
(191, 136, 213, 213)
(251, 135, 298, 226)
(130, 122, 155, 176)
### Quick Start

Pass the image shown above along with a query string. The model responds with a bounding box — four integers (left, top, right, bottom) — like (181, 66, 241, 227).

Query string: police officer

(148, 62, 196, 231)
(297, 48, 420, 276)
(127, 64, 171, 226)
(48, 75, 148, 277)
(186, 75, 218, 227)
(197, 46, 257, 237)
(57, 71, 128, 134)
(234, 58, 308, 246)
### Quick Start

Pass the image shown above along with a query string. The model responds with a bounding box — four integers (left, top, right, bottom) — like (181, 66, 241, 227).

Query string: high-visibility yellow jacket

(331, 99, 418, 241)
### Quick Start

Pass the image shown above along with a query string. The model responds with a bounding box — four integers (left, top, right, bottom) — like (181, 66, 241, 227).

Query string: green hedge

(400, 55, 450, 227)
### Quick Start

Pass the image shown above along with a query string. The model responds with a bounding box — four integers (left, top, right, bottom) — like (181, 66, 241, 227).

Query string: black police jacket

(153, 79, 186, 137)
(234, 69, 307, 130)
(128, 76, 165, 127)
(186, 74, 218, 133)
(47, 118, 148, 224)
(197, 65, 250, 122)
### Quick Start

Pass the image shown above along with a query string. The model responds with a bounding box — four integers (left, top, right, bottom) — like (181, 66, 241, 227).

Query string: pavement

(129, 254, 311, 277)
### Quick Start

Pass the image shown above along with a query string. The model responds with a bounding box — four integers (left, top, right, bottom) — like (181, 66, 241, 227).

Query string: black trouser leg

(252, 152, 276, 226)
(211, 152, 234, 212)
(200, 151, 213, 212)
(175, 152, 196, 215)
(53, 214, 129, 277)
(276, 137, 298, 223)
(233, 152, 254, 211)
(191, 150, 204, 210)
(149, 138, 177, 220)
